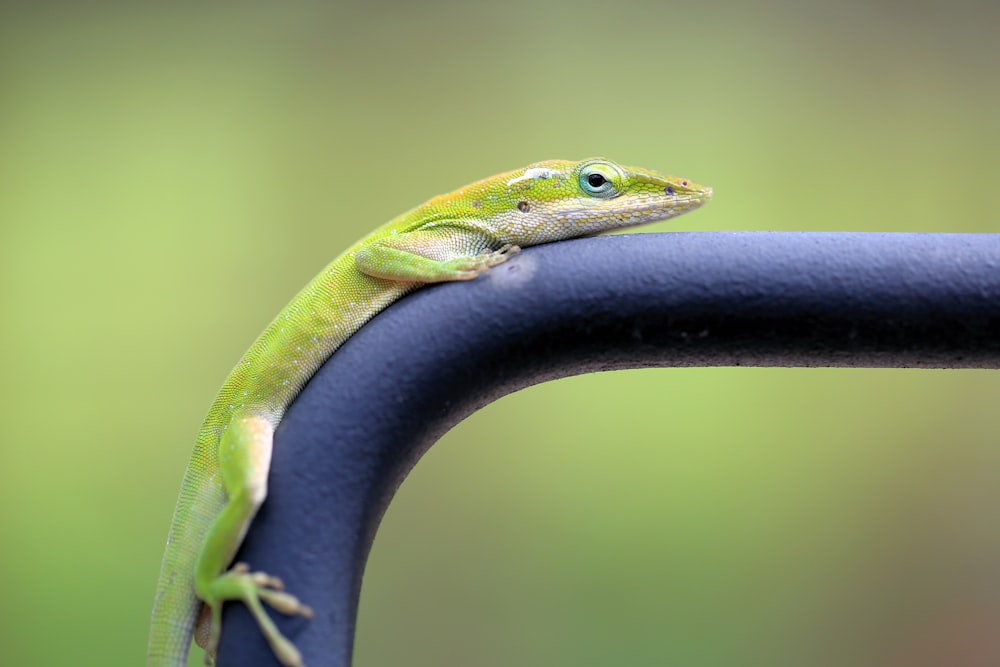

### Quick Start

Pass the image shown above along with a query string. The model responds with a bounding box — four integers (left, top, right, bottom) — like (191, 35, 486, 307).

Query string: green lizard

(147, 158, 712, 666)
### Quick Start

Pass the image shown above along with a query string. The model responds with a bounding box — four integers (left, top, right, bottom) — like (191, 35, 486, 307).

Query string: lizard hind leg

(194, 414, 314, 666)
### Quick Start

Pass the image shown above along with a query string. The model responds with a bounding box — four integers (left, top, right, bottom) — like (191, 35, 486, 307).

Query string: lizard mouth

(618, 188, 712, 218)
(555, 192, 711, 229)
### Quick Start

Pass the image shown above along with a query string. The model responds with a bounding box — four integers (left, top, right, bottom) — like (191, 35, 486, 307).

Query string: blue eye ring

(578, 160, 624, 199)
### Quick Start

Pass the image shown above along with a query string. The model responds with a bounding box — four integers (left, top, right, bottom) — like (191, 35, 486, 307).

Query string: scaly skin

(147, 158, 712, 666)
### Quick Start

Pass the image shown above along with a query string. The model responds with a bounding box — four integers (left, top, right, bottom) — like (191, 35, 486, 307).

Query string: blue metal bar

(218, 232, 1000, 666)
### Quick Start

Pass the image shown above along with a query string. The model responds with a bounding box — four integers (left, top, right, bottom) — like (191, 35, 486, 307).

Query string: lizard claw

(261, 588, 315, 617)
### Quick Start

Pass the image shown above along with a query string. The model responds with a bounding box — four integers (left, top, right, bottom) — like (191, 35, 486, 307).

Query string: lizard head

(497, 158, 712, 240)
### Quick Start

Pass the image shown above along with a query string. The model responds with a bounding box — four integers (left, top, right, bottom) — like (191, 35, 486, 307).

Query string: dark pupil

(587, 173, 607, 188)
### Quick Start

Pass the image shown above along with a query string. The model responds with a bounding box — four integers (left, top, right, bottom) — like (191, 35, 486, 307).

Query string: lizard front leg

(354, 227, 519, 283)
(194, 414, 313, 666)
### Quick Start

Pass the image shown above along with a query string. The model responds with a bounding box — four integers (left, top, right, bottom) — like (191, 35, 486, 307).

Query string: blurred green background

(2, 1, 999, 665)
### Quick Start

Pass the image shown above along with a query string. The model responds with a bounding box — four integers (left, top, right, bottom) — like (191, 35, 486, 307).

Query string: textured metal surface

(218, 232, 1000, 666)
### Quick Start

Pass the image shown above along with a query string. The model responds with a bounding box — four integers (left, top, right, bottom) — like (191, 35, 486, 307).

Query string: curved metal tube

(218, 232, 1000, 666)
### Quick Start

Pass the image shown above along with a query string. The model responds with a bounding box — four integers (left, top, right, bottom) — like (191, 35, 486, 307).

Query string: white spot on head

(506, 168, 559, 187)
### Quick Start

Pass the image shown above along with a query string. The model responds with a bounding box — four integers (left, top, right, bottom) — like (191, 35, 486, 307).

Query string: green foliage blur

(2, 2, 999, 665)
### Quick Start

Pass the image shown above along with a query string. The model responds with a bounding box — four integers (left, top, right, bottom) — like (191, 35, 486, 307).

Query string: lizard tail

(147, 443, 226, 666)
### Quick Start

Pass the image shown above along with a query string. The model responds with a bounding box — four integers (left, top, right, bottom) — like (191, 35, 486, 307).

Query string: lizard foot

(488, 243, 521, 265)
(445, 244, 522, 279)
(198, 562, 314, 667)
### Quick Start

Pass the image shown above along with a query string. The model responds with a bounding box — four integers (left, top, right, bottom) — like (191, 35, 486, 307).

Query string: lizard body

(147, 158, 712, 666)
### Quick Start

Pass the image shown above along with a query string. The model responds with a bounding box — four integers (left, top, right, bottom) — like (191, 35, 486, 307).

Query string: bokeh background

(3, 1, 1000, 665)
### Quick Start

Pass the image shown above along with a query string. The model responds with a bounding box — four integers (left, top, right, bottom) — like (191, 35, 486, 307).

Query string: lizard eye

(578, 160, 625, 199)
